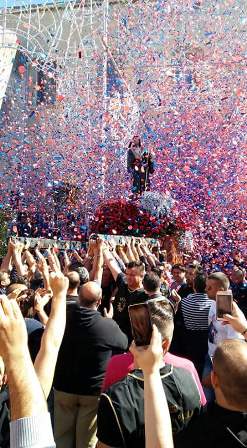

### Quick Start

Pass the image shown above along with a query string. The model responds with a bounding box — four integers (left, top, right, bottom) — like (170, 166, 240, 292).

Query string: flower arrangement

(91, 197, 189, 238)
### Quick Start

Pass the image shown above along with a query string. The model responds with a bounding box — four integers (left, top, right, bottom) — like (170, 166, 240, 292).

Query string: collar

(128, 364, 173, 382)
(127, 286, 143, 294)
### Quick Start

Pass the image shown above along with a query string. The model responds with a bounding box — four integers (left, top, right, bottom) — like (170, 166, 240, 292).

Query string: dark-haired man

(97, 300, 202, 448)
(143, 271, 162, 299)
(175, 339, 247, 447)
(203, 272, 243, 400)
(65, 271, 80, 304)
(103, 249, 147, 343)
(171, 264, 186, 292)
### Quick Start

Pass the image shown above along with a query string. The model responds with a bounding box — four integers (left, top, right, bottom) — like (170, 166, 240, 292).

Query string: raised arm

(90, 238, 104, 284)
(116, 245, 129, 266)
(141, 244, 157, 268)
(51, 245, 61, 272)
(34, 272, 68, 399)
(47, 246, 59, 273)
(130, 237, 140, 262)
(0, 296, 55, 448)
(37, 256, 50, 291)
(63, 250, 71, 274)
(103, 247, 122, 282)
(11, 240, 27, 277)
(126, 238, 136, 263)
(223, 301, 247, 341)
(0, 239, 13, 273)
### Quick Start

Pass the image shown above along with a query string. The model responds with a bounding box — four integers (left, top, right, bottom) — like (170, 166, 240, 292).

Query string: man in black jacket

(54, 281, 128, 448)
(175, 339, 247, 448)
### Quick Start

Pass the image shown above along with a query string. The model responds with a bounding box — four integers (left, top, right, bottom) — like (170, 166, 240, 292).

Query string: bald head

(213, 339, 247, 411)
(79, 281, 102, 308)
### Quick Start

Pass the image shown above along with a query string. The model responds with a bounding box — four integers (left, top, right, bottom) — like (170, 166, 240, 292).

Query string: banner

(16, 234, 158, 249)
(16, 237, 82, 250)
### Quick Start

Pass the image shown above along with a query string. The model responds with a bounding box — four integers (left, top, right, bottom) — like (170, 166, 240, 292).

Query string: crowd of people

(0, 233, 246, 447)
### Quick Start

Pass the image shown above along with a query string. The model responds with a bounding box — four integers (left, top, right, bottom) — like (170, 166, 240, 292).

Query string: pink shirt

(102, 351, 206, 406)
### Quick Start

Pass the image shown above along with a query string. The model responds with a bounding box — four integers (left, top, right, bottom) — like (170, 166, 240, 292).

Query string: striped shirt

(181, 293, 214, 331)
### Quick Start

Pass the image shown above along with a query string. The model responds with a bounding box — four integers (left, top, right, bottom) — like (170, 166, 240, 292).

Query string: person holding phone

(202, 272, 244, 401)
(97, 300, 201, 448)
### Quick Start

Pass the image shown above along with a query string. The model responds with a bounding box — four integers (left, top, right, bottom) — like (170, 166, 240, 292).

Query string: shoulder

(116, 272, 127, 288)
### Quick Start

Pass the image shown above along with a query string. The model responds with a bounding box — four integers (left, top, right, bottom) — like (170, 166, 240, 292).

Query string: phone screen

(216, 293, 233, 320)
(128, 303, 152, 346)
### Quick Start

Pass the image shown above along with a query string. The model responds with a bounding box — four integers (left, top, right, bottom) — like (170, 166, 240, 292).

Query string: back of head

(231, 268, 245, 284)
(143, 272, 161, 294)
(76, 267, 89, 286)
(148, 299, 174, 346)
(17, 289, 35, 318)
(79, 281, 102, 308)
(66, 271, 80, 291)
(213, 340, 247, 411)
(208, 271, 230, 290)
(194, 272, 207, 294)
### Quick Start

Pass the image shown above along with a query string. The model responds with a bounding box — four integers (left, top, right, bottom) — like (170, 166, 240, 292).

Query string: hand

(34, 289, 52, 313)
(49, 272, 69, 296)
(8, 237, 18, 252)
(88, 239, 97, 256)
(0, 296, 28, 362)
(104, 302, 114, 319)
(37, 257, 49, 276)
(223, 301, 247, 334)
(97, 237, 106, 251)
(130, 325, 163, 374)
(170, 289, 181, 304)
(130, 237, 135, 246)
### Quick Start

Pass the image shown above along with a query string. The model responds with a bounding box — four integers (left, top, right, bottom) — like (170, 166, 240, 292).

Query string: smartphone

(128, 303, 153, 346)
(216, 291, 233, 320)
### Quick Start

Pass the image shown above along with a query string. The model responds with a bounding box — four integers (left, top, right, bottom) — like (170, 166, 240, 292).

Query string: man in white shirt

(203, 272, 243, 400)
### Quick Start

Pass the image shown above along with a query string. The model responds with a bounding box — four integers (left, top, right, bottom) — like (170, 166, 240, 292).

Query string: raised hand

(0, 295, 28, 362)
(49, 272, 69, 296)
(130, 325, 163, 374)
(34, 289, 52, 313)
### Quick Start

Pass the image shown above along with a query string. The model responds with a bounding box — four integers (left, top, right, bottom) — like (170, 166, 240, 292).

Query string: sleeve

(116, 258, 126, 272)
(10, 412, 55, 448)
(97, 394, 123, 447)
(109, 320, 128, 352)
(116, 272, 126, 289)
(190, 364, 207, 406)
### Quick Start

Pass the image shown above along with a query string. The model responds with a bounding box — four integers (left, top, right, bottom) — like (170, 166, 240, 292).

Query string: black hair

(127, 261, 145, 273)
(194, 272, 207, 293)
(171, 264, 186, 273)
(143, 272, 161, 293)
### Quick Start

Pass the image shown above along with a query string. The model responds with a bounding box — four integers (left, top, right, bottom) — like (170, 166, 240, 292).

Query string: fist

(49, 272, 69, 295)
